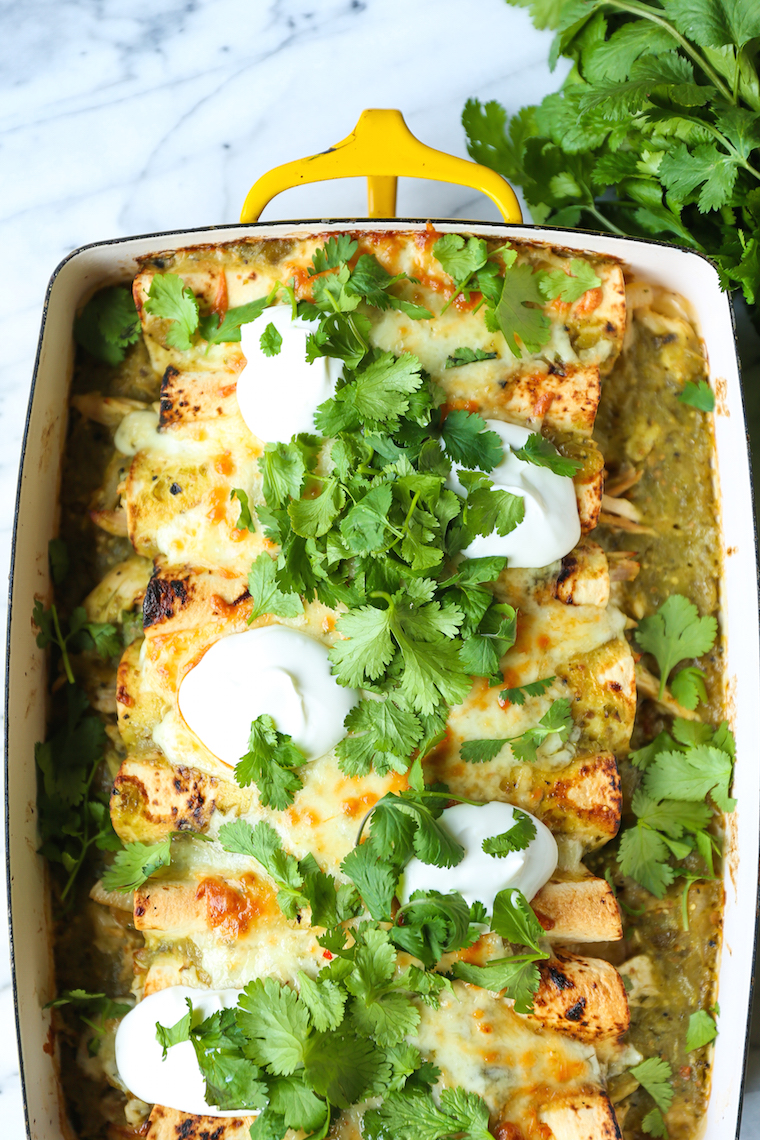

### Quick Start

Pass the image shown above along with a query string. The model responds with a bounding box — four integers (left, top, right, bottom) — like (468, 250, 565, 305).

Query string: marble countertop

(1, 0, 759, 1135)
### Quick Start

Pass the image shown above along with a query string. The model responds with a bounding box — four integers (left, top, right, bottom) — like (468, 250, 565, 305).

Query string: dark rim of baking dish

(5, 218, 759, 1140)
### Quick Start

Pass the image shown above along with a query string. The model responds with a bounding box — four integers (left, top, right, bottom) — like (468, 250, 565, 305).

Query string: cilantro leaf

(337, 698, 422, 778)
(539, 259, 601, 303)
(230, 488, 256, 532)
(316, 352, 424, 434)
(260, 322, 283, 356)
(347, 254, 433, 320)
(686, 1008, 718, 1051)
(259, 441, 308, 508)
(617, 821, 677, 898)
(303, 1027, 381, 1108)
(458, 469, 525, 540)
(248, 554, 304, 622)
(145, 273, 199, 351)
(490, 888, 545, 951)
(350, 985, 420, 1048)
(445, 348, 498, 368)
(460, 737, 507, 764)
(679, 380, 715, 412)
(482, 810, 537, 856)
(452, 955, 543, 1014)
(669, 665, 707, 710)
(200, 296, 271, 346)
(340, 843, 398, 921)
(493, 262, 551, 357)
(267, 1074, 328, 1133)
(234, 714, 305, 810)
(310, 235, 358, 273)
(660, 141, 738, 212)
(440, 410, 504, 471)
(238, 976, 310, 1075)
(507, 698, 573, 762)
(289, 478, 345, 538)
(101, 836, 172, 892)
(511, 432, 581, 476)
(74, 286, 140, 365)
(155, 998, 192, 1059)
(329, 604, 394, 688)
(433, 234, 489, 288)
(631, 1056, 674, 1114)
(391, 891, 479, 967)
(296, 972, 346, 1033)
(250, 1109, 288, 1140)
(644, 745, 735, 812)
(368, 792, 465, 868)
(635, 595, 717, 699)
(641, 1108, 668, 1138)
(45, 989, 131, 1029)
(500, 676, 555, 705)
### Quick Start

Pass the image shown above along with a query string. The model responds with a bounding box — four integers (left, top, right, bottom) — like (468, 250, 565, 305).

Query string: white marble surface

(0, 0, 758, 1136)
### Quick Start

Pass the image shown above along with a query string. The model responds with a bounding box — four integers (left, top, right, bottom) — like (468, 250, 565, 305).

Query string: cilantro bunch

(617, 717, 733, 899)
(463, 0, 760, 320)
(154, 928, 455, 1130)
(221, 799, 550, 1013)
(236, 237, 535, 782)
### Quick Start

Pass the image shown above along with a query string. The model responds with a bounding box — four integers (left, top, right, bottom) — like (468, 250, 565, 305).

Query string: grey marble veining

(1, 0, 758, 1136)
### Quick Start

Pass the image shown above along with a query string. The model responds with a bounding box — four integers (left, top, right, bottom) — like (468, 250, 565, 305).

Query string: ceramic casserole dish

(6, 110, 759, 1140)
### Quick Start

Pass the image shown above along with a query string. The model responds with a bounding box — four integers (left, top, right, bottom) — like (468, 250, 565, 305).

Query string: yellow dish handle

(240, 109, 522, 224)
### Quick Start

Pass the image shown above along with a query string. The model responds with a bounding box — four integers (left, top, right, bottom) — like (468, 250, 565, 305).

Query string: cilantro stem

(369, 590, 395, 608)
(387, 490, 422, 551)
(600, 0, 735, 104)
(60, 753, 104, 902)
(51, 604, 75, 685)
(583, 203, 629, 238)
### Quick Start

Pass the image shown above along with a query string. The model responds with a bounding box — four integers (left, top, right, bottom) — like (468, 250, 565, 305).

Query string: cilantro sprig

(234, 714, 306, 810)
(511, 432, 582, 477)
(34, 599, 120, 685)
(462, 1, 760, 323)
(74, 286, 140, 365)
(101, 835, 172, 892)
(500, 676, 555, 705)
(219, 819, 361, 927)
(635, 594, 717, 701)
(482, 809, 537, 856)
(461, 698, 573, 765)
(432, 236, 556, 358)
(445, 347, 498, 368)
(630, 1056, 673, 1138)
(45, 989, 132, 1049)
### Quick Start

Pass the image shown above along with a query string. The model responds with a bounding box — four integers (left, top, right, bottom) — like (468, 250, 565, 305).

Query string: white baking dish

(6, 210, 759, 1137)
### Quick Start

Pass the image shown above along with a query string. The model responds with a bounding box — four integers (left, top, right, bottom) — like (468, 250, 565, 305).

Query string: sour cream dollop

(178, 625, 357, 765)
(115, 986, 249, 1117)
(448, 420, 580, 568)
(237, 305, 340, 441)
(399, 802, 558, 913)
